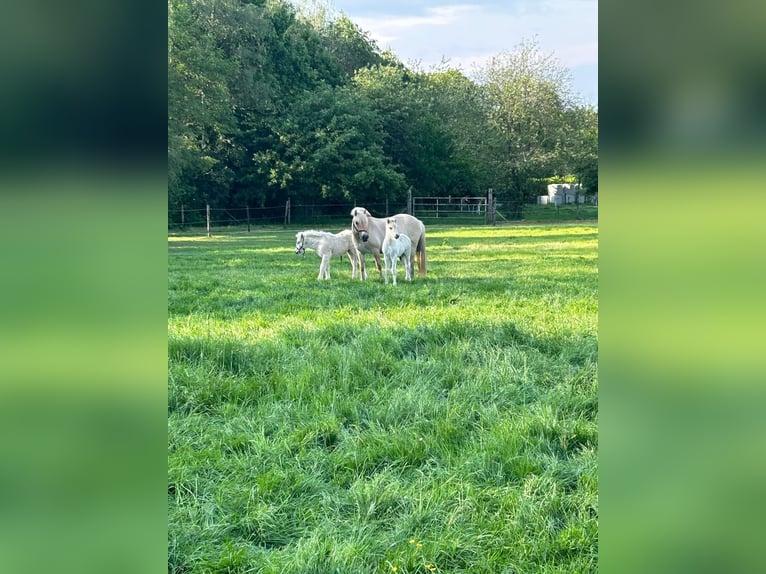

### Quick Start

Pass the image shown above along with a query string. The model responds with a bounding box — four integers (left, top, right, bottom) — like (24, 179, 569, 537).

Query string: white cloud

(354, 5, 481, 44)
(556, 41, 599, 69)
(339, 1, 598, 102)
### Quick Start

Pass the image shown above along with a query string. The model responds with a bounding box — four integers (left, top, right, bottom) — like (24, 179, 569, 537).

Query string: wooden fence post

(575, 184, 581, 220)
(407, 187, 413, 215)
(206, 204, 211, 236)
(486, 190, 492, 225)
(284, 198, 291, 226)
(181, 204, 185, 228)
(246, 205, 251, 232)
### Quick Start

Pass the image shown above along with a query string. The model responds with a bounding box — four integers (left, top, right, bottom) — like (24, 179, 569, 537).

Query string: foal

(295, 229, 360, 280)
(382, 218, 413, 285)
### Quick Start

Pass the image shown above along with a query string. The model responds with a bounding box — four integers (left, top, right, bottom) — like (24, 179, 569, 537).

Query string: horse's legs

(319, 254, 331, 280)
(357, 252, 368, 280)
(399, 251, 412, 281)
(383, 253, 390, 284)
(402, 251, 412, 281)
(357, 251, 366, 280)
(373, 251, 383, 278)
(391, 254, 398, 285)
(347, 251, 358, 279)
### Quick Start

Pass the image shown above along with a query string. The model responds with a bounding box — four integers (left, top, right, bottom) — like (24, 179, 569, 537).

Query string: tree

(251, 84, 406, 205)
(167, 2, 596, 222)
(318, 15, 383, 77)
(476, 39, 575, 215)
(563, 105, 598, 201)
(423, 68, 495, 194)
(353, 65, 466, 197)
(168, 0, 351, 210)
(168, 0, 240, 208)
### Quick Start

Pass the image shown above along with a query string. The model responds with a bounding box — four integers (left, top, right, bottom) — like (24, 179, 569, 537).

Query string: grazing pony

(382, 217, 413, 285)
(350, 207, 426, 280)
(295, 229, 361, 280)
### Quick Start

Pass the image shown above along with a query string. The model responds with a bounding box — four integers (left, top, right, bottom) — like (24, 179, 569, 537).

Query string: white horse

(382, 217, 413, 285)
(295, 229, 361, 280)
(350, 207, 426, 280)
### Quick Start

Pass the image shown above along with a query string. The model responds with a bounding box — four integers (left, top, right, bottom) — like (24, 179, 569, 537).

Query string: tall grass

(168, 223, 598, 573)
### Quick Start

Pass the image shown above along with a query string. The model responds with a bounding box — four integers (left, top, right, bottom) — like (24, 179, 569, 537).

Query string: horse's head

(386, 217, 400, 239)
(351, 207, 372, 242)
(295, 232, 305, 255)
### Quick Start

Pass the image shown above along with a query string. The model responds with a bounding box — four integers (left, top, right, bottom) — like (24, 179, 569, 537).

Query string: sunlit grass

(169, 222, 598, 573)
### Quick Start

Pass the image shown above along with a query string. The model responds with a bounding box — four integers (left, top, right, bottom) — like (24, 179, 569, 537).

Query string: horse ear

(350, 208, 358, 216)
(364, 209, 371, 216)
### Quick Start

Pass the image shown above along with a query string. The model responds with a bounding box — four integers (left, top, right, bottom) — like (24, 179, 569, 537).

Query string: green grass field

(521, 204, 598, 222)
(168, 223, 598, 573)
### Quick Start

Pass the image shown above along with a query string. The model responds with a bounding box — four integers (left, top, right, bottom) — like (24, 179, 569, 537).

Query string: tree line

(168, 0, 598, 218)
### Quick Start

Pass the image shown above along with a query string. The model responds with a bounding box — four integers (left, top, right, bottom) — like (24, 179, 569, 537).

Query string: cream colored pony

(350, 207, 426, 280)
(382, 217, 413, 285)
(295, 229, 360, 280)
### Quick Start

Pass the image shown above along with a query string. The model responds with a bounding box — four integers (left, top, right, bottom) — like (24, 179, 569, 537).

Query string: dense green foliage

(168, 223, 598, 572)
(168, 0, 598, 216)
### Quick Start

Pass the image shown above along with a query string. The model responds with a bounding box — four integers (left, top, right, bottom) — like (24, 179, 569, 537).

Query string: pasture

(168, 223, 598, 573)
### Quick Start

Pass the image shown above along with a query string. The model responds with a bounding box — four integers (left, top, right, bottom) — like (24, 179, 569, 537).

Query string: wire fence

(168, 198, 597, 235)
(167, 201, 408, 234)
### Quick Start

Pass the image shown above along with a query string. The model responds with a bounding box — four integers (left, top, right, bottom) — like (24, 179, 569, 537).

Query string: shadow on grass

(428, 231, 598, 244)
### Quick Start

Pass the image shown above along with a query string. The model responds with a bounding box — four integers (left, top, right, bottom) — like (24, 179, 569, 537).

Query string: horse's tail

(416, 229, 427, 277)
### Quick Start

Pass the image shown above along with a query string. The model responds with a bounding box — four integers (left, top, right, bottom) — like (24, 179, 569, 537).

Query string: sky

(327, 0, 598, 106)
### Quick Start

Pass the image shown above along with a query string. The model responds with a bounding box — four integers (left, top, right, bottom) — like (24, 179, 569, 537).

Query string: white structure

(538, 183, 584, 205)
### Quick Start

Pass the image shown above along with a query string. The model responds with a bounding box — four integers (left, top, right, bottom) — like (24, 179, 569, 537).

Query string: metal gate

(412, 196, 487, 220)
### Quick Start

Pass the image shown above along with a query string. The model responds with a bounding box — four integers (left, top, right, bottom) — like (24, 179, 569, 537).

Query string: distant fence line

(168, 195, 596, 235)
(168, 201, 407, 235)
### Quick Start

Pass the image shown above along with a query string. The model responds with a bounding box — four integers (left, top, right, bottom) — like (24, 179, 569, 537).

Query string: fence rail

(168, 199, 596, 235)
(412, 196, 487, 218)
(168, 201, 407, 234)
